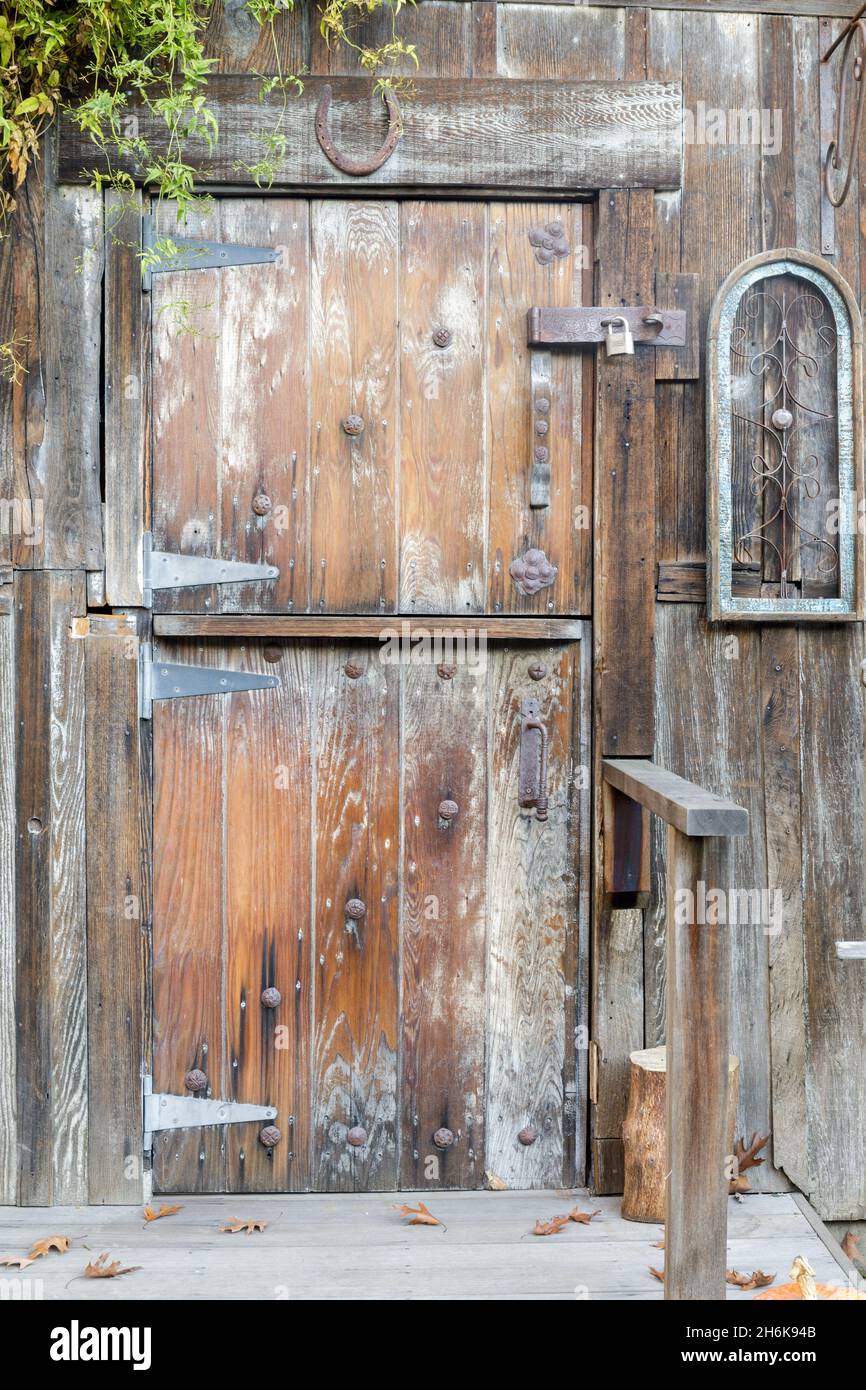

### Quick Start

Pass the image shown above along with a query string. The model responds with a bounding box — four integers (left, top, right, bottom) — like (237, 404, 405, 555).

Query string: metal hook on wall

(822, 9, 866, 211)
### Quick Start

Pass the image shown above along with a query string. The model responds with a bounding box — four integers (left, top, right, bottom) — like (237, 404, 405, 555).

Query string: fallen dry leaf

(649, 1266, 665, 1283)
(84, 1252, 141, 1280)
(653, 1239, 665, 1250)
(841, 1231, 863, 1264)
(0, 1255, 37, 1270)
(729, 1174, 753, 1196)
(28, 1235, 70, 1259)
(143, 1205, 183, 1223)
(726, 1269, 775, 1291)
(394, 1202, 441, 1227)
(568, 1208, 602, 1225)
(533, 1214, 571, 1236)
(484, 1172, 508, 1191)
(220, 1219, 267, 1234)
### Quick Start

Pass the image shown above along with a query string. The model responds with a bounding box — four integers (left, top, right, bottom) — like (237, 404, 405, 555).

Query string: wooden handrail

(602, 758, 748, 837)
(602, 758, 749, 1302)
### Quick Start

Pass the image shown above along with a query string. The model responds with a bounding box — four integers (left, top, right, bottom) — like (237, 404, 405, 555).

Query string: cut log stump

(621, 1046, 739, 1224)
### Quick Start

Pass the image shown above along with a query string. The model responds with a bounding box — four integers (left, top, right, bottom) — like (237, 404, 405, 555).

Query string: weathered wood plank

(487, 203, 589, 615)
(152, 641, 227, 1195)
(401, 658, 487, 1188)
(400, 201, 486, 612)
(594, 187, 656, 757)
(15, 571, 53, 1203)
(48, 574, 88, 1204)
(311, 200, 397, 613)
(226, 641, 313, 1192)
(761, 628, 809, 1196)
(485, 643, 580, 1187)
(0, 575, 14, 1201)
(104, 192, 146, 607)
(86, 619, 144, 1204)
(799, 626, 866, 1218)
(602, 759, 749, 836)
(57, 78, 684, 193)
(313, 646, 399, 1190)
(665, 829, 731, 1301)
(653, 272, 699, 379)
(153, 615, 586, 639)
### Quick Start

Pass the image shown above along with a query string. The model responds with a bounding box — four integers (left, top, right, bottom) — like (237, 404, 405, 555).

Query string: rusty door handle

(518, 698, 549, 821)
(315, 84, 402, 177)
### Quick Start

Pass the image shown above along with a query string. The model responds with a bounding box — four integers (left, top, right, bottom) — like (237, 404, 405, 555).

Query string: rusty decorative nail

(528, 662, 547, 681)
(438, 799, 459, 821)
(185, 1069, 207, 1093)
(517, 1125, 538, 1146)
(535, 419, 549, 436)
(432, 327, 452, 348)
(261, 987, 282, 1009)
(252, 493, 272, 516)
(433, 1127, 454, 1149)
(345, 898, 366, 920)
(347, 1125, 368, 1147)
(437, 662, 457, 680)
(344, 660, 364, 679)
(342, 414, 365, 436)
(259, 1125, 282, 1148)
(534, 445, 550, 465)
(263, 645, 282, 664)
(535, 396, 551, 415)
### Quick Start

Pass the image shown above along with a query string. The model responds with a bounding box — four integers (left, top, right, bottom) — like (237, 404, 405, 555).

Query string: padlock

(603, 315, 635, 357)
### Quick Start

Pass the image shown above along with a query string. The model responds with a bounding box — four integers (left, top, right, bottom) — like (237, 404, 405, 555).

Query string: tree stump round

(621, 1045, 740, 1223)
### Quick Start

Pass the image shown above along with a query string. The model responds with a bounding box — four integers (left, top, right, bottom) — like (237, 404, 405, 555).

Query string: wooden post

(665, 827, 732, 1300)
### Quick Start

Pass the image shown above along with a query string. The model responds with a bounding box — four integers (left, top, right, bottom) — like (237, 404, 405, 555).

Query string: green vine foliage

(0, 0, 417, 234)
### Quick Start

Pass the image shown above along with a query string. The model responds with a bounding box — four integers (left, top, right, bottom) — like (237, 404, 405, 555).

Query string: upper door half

(150, 198, 592, 616)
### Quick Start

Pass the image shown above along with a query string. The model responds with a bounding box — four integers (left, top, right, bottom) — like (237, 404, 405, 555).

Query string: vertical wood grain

(665, 829, 731, 1302)
(401, 656, 487, 1188)
(104, 190, 147, 607)
(0, 582, 14, 1201)
(486, 203, 589, 617)
(311, 201, 398, 614)
(86, 620, 144, 1204)
(152, 641, 226, 1194)
(400, 202, 486, 613)
(313, 645, 400, 1190)
(225, 640, 313, 1192)
(485, 642, 579, 1187)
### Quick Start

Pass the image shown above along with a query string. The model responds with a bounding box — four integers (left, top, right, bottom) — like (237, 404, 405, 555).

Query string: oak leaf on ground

(841, 1231, 863, 1265)
(220, 1219, 267, 1234)
(533, 1214, 571, 1236)
(727, 1269, 775, 1291)
(143, 1205, 183, 1222)
(394, 1203, 441, 1227)
(28, 1235, 70, 1258)
(568, 1208, 602, 1225)
(0, 1255, 37, 1269)
(84, 1252, 141, 1279)
(649, 1266, 665, 1282)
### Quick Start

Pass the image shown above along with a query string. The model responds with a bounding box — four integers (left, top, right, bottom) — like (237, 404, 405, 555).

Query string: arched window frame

(707, 248, 864, 622)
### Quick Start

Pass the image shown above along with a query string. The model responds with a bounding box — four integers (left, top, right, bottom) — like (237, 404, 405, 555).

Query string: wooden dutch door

(64, 75, 683, 1195)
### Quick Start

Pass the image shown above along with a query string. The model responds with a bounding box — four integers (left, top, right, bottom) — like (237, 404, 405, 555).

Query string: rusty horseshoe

(315, 83, 402, 177)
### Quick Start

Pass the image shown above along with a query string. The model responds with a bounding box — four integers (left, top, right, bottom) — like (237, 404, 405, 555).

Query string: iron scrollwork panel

(707, 250, 864, 621)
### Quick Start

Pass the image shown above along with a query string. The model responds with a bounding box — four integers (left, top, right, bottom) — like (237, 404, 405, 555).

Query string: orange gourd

(754, 1255, 866, 1301)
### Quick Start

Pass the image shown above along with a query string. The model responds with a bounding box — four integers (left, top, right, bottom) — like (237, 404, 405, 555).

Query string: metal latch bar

(139, 641, 281, 719)
(142, 532, 279, 607)
(528, 305, 687, 347)
(141, 213, 280, 292)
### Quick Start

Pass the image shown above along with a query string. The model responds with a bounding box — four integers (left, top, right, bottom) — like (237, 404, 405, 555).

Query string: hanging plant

(0, 0, 417, 232)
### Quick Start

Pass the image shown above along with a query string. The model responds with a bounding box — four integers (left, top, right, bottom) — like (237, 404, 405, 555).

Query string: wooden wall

(1, 0, 864, 1216)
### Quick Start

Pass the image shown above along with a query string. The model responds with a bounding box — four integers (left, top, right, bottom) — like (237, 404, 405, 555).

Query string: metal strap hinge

(139, 641, 281, 719)
(143, 1076, 277, 1153)
(141, 213, 280, 292)
(142, 532, 278, 608)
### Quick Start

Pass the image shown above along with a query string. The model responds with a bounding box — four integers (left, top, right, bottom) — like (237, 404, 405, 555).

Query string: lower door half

(151, 632, 588, 1194)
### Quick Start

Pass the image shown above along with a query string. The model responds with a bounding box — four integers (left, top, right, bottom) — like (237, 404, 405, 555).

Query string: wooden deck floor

(0, 1192, 852, 1301)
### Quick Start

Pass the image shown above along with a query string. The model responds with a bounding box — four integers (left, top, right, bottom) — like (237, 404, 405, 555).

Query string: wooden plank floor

(0, 1192, 849, 1301)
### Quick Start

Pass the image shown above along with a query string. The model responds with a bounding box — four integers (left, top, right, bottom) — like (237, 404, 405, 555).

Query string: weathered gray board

(57, 77, 683, 192)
